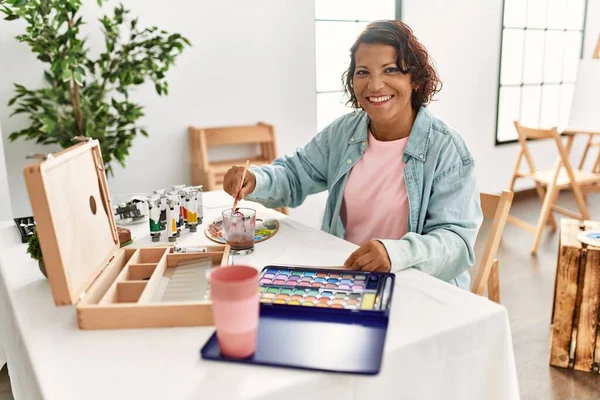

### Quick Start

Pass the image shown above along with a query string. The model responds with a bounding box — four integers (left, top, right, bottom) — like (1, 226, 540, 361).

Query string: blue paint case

(200, 265, 395, 375)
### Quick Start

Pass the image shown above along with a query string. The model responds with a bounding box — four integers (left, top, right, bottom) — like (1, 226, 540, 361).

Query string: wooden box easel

(577, 35, 600, 174)
(23, 139, 230, 330)
(549, 219, 600, 373)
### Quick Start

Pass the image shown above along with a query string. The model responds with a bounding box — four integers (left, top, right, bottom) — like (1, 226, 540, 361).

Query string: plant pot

(38, 259, 47, 278)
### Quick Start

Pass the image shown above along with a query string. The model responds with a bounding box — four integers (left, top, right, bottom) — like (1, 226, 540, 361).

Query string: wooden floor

(0, 191, 598, 399)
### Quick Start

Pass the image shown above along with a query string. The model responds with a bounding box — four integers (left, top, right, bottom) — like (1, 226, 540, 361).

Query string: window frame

(494, 0, 590, 146)
(314, 1, 402, 132)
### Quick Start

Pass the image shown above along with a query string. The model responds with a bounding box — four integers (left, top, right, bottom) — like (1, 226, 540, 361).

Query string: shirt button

(347, 159, 352, 164)
(419, 154, 424, 159)
(350, 137, 354, 142)
(361, 141, 366, 147)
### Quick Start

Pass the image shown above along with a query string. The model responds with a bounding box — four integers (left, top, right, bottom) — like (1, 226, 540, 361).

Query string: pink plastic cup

(208, 265, 259, 359)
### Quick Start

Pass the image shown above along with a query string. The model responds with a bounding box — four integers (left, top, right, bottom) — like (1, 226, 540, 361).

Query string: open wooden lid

(23, 140, 120, 305)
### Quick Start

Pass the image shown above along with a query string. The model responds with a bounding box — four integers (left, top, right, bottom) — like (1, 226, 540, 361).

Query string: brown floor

(0, 191, 598, 399)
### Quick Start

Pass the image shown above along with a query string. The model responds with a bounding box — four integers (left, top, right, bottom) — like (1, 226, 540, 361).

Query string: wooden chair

(578, 134, 600, 174)
(471, 190, 514, 303)
(507, 122, 600, 255)
(579, 133, 600, 174)
(188, 122, 288, 214)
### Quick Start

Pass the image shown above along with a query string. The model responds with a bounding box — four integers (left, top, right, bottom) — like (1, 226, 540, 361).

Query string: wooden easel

(578, 34, 600, 174)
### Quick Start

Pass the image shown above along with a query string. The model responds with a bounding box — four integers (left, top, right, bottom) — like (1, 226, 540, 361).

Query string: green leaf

(155, 83, 162, 95)
(4, 14, 19, 21)
(140, 129, 148, 137)
(61, 69, 73, 82)
(37, 54, 51, 62)
(14, 0, 27, 7)
(73, 71, 83, 86)
(8, 97, 17, 106)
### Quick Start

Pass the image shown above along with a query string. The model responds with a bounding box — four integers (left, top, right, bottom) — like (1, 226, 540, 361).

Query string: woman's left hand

(344, 240, 391, 272)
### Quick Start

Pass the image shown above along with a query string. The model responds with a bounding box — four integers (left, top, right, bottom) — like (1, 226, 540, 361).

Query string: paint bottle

(148, 197, 162, 242)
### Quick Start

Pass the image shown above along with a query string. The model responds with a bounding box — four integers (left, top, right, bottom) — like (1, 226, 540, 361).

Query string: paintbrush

(231, 159, 249, 216)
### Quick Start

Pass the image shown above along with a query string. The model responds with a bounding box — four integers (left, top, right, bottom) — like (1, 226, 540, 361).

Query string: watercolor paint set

(201, 265, 395, 375)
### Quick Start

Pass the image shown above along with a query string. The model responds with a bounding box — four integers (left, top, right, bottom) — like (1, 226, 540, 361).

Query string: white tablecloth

(0, 191, 520, 400)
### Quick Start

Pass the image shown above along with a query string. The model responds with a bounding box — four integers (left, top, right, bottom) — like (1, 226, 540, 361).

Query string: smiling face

(351, 43, 416, 125)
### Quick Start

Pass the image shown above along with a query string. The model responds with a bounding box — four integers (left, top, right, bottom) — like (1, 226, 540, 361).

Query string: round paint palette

(577, 231, 600, 247)
(205, 215, 279, 244)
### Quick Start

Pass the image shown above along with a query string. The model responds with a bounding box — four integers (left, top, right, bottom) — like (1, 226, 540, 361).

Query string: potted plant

(27, 230, 47, 278)
(0, 0, 191, 175)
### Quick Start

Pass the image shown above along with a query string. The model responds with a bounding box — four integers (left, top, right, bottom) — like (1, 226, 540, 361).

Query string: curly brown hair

(342, 20, 442, 110)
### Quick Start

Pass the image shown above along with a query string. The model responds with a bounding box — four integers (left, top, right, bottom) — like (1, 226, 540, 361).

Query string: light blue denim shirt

(246, 106, 483, 290)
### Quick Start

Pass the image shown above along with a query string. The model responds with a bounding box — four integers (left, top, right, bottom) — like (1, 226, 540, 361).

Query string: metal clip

(25, 153, 53, 161)
(71, 136, 92, 143)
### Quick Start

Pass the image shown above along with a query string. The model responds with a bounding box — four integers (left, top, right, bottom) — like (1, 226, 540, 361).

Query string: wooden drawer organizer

(22, 139, 230, 330)
(549, 219, 600, 373)
(77, 245, 229, 330)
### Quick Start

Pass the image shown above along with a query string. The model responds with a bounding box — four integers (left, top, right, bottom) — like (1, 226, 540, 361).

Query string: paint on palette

(258, 268, 368, 290)
(257, 267, 387, 311)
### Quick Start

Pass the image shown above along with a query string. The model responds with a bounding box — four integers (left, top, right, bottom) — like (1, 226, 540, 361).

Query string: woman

(223, 20, 482, 290)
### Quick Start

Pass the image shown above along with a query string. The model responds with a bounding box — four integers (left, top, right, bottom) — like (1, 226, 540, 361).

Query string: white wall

(1, 0, 598, 226)
(0, 121, 12, 221)
(0, 0, 322, 226)
(403, 0, 599, 194)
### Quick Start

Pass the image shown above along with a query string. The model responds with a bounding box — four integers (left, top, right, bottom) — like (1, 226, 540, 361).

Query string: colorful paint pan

(257, 267, 392, 311)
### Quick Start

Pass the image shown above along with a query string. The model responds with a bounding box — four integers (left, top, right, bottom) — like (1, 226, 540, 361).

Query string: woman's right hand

(223, 165, 257, 200)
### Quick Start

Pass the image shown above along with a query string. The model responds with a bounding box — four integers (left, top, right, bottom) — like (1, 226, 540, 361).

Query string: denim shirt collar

(404, 106, 432, 162)
(346, 107, 432, 162)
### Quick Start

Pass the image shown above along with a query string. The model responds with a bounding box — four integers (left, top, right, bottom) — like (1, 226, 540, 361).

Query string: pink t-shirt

(340, 131, 410, 246)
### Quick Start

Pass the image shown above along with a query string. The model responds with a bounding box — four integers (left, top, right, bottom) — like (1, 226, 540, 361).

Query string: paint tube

(168, 189, 182, 237)
(153, 189, 167, 231)
(186, 187, 199, 232)
(148, 196, 162, 242)
(173, 245, 207, 253)
(172, 185, 187, 232)
(159, 195, 167, 231)
(195, 185, 204, 224)
(166, 194, 179, 242)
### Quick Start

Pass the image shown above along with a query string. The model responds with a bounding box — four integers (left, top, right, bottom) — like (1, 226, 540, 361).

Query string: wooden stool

(549, 219, 600, 373)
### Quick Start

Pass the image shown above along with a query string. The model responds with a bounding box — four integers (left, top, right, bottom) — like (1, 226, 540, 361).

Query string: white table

(0, 191, 520, 400)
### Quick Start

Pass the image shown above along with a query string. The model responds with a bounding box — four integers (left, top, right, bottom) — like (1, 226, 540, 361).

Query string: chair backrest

(513, 121, 577, 178)
(471, 190, 514, 297)
(188, 122, 277, 170)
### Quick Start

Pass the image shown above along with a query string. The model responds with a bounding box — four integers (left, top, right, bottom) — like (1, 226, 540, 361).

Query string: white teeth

(369, 95, 392, 103)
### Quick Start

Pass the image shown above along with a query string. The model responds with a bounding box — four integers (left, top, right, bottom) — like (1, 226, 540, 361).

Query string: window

(315, 1, 399, 132)
(495, 0, 588, 144)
